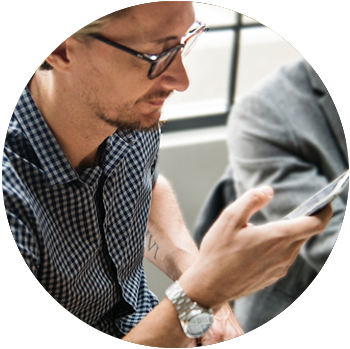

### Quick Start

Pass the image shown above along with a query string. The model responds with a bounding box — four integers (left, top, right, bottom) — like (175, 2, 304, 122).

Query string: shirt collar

(14, 87, 140, 185)
(14, 87, 79, 186)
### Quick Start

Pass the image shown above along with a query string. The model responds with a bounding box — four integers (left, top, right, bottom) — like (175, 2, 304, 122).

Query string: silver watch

(165, 281, 214, 338)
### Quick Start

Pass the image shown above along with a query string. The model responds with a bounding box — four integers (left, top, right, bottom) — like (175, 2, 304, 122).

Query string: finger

(266, 202, 333, 242)
(223, 186, 274, 228)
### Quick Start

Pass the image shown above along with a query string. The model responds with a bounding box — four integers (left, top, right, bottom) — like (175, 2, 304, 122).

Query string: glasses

(88, 21, 207, 79)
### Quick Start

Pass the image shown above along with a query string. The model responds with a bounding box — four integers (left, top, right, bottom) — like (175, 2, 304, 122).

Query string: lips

(137, 89, 173, 106)
(147, 99, 166, 106)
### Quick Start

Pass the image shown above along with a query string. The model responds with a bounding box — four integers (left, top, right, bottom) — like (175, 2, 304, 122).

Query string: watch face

(187, 313, 214, 337)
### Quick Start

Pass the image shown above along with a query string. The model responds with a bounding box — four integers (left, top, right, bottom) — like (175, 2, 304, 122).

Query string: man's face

(70, 2, 195, 132)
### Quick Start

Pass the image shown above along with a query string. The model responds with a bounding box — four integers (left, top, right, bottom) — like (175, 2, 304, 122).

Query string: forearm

(123, 297, 192, 347)
(123, 186, 332, 346)
(146, 174, 199, 280)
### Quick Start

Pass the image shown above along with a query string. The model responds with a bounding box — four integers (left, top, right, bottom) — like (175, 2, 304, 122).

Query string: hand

(199, 303, 244, 345)
(179, 186, 333, 308)
(185, 303, 243, 347)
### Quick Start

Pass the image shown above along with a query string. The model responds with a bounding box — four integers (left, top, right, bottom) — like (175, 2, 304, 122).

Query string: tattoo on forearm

(145, 230, 159, 260)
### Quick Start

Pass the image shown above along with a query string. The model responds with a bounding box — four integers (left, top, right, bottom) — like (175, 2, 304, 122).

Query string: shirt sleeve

(6, 209, 40, 276)
(227, 89, 347, 273)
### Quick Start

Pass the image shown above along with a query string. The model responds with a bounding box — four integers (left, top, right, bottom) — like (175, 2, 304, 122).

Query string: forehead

(101, 2, 196, 45)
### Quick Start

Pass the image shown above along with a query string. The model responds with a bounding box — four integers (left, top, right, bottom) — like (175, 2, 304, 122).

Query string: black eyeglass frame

(88, 21, 207, 79)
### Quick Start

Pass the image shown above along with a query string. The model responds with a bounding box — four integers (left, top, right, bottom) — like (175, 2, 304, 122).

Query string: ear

(45, 38, 74, 72)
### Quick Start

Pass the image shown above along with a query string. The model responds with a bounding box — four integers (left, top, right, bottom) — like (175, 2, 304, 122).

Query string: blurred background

(1, 0, 350, 348)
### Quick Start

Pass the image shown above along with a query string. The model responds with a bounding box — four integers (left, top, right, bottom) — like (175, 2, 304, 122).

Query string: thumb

(224, 186, 274, 228)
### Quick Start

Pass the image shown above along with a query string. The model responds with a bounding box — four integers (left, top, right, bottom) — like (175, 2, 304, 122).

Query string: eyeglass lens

(148, 24, 205, 79)
(182, 26, 205, 58)
(148, 48, 181, 79)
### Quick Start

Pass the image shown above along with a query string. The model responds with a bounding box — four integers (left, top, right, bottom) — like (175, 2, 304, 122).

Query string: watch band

(166, 281, 197, 319)
(166, 281, 214, 338)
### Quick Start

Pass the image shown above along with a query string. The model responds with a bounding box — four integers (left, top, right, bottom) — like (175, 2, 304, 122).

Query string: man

(227, 57, 348, 332)
(3, 2, 332, 347)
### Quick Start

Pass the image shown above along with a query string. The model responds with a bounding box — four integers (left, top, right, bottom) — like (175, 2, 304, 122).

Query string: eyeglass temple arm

(88, 34, 155, 63)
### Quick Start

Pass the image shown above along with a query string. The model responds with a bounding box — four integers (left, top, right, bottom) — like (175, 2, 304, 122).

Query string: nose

(157, 53, 190, 92)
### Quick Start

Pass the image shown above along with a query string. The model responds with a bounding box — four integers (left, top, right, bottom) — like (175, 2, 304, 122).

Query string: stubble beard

(90, 90, 172, 132)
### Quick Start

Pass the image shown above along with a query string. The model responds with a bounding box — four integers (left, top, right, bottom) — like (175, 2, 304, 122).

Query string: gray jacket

(227, 57, 348, 332)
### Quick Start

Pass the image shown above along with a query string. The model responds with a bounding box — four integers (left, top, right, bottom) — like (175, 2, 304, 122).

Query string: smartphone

(283, 169, 349, 220)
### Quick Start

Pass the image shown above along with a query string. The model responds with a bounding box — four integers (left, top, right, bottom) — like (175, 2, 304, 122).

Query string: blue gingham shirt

(3, 87, 160, 337)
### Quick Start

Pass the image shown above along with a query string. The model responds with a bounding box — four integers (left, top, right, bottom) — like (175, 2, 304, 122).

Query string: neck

(28, 72, 117, 170)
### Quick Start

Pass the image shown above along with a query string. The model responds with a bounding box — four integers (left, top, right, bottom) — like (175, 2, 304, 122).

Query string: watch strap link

(166, 281, 200, 319)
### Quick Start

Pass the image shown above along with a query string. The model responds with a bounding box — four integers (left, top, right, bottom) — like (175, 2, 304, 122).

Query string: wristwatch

(165, 281, 214, 338)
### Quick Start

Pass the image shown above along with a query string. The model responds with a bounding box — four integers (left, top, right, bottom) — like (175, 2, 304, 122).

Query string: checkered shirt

(3, 87, 160, 337)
